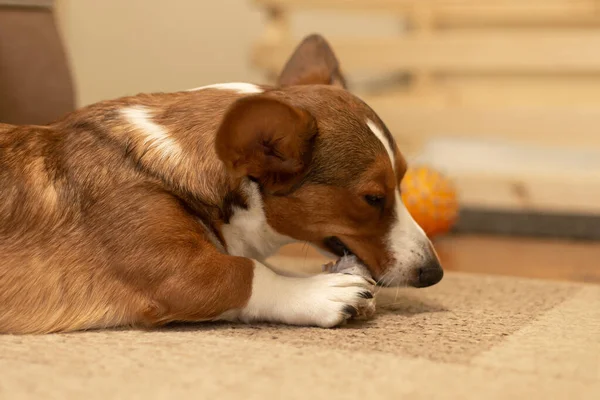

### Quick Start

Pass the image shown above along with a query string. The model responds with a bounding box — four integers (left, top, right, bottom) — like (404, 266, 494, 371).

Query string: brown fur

(1, 106, 255, 333)
(263, 157, 400, 279)
(215, 95, 318, 194)
(0, 35, 413, 334)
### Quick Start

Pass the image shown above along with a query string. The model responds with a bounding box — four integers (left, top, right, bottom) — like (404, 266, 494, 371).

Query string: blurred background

(2, 0, 600, 283)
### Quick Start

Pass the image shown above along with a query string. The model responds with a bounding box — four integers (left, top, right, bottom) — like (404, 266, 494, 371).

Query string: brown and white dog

(0, 35, 442, 334)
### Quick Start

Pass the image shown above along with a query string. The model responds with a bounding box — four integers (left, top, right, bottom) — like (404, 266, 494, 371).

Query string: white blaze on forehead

(121, 106, 182, 159)
(366, 118, 395, 175)
(391, 191, 427, 242)
(384, 191, 430, 285)
(187, 82, 264, 94)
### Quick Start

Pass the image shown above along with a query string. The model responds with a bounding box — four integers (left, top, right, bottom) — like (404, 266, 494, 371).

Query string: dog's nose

(415, 260, 444, 288)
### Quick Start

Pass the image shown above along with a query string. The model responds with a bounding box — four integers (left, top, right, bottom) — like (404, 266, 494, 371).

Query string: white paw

(293, 273, 376, 328)
(225, 262, 376, 328)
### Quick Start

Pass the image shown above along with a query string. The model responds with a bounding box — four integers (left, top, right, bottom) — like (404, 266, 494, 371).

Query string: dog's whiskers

(373, 274, 390, 296)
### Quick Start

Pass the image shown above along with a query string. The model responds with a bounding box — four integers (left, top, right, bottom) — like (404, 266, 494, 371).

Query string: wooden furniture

(250, 1, 600, 227)
(0, 0, 75, 125)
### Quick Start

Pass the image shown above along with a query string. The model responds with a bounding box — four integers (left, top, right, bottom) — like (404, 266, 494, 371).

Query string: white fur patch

(391, 191, 427, 247)
(366, 119, 436, 285)
(219, 261, 374, 327)
(366, 119, 395, 174)
(187, 82, 263, 94)
(121, 106, 182, 160)
(383, 190, 431, 285)
(221, 181, 293, 261)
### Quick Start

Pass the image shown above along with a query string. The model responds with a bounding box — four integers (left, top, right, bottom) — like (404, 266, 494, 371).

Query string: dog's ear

(277, 34, 347, 89)
(215, 95, 318, 194)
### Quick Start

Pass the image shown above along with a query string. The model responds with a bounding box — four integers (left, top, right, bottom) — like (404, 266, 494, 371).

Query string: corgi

(0, 34, 442, 334)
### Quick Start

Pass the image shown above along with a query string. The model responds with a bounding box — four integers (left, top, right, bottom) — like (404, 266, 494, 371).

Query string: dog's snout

(415, 260, 443, 288)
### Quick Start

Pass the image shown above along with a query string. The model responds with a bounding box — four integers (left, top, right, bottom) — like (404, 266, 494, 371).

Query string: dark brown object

(0, 4, 75, 125)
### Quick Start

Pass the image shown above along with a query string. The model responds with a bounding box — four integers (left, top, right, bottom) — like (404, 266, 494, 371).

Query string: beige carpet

(1, 256, 599, 399)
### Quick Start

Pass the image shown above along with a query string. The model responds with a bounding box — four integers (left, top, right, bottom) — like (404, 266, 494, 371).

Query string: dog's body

(0, 35, 442, 334)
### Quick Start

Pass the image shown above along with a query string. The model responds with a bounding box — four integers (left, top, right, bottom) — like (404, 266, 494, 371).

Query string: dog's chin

(376, 275, 414, 288)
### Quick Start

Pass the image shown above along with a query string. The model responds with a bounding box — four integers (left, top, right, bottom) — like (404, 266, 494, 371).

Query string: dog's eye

(364, 195, 385, 208)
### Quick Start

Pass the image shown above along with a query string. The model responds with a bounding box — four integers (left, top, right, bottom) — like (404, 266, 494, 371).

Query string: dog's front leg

(218, 261, 375, 328)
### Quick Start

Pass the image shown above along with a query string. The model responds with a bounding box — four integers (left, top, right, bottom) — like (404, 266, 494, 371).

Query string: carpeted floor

(1, 256, 599, 399)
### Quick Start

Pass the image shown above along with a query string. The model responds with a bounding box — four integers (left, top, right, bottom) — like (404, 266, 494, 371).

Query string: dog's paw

(302, 273, 375, 328)
(227, 262, 376, 328)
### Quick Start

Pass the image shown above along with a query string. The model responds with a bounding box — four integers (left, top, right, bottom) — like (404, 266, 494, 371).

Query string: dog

(0, 34, 443, 334)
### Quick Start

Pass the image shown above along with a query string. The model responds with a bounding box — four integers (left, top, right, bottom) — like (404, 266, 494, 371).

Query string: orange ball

(400, 166, 459, 238)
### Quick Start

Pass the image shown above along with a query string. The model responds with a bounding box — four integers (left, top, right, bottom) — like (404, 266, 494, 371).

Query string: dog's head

(216, 34, 442, 288)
